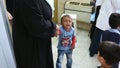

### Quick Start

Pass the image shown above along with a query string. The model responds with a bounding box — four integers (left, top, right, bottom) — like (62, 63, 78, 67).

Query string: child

(101, 13, 120, 68)
(97, 41, 120, 68)
(56, 15, 76, 68)
(101, 13, 120, 44)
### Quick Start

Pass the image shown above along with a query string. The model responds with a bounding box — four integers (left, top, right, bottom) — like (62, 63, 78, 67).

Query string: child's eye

(63, 20, 68, 22)
(69, 21, 72, 22)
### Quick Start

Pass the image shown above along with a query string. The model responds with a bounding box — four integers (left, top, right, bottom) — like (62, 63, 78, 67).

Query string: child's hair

(61, 14, 72, 23)
(98, 41, 120, 65)
(109, 13, 120, 28)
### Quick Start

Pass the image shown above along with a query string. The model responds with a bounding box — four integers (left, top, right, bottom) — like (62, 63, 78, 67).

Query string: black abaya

(12, 0, 56, 68)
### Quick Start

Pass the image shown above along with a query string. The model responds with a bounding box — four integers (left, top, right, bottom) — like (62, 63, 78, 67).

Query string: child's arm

(55, 25, 61, 37)
(71, 36, 76, 50)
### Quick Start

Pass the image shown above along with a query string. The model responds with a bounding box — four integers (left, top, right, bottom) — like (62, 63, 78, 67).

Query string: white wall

(58, 0, 91, 23)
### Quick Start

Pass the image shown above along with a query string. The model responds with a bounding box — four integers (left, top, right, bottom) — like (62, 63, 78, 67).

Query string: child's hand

(71, 45, 75, 50)
(54, 25, 61, 37)
(55, 29, 60, 37)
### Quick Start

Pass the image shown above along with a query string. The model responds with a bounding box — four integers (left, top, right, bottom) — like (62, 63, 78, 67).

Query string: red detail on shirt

(71, 36, 76, 48)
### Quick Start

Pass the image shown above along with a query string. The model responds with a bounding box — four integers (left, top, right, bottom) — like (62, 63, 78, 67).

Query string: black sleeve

(20, 0, 56, 37)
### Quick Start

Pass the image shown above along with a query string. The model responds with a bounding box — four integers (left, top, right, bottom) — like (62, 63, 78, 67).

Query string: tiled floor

(52, 29, 100, 68)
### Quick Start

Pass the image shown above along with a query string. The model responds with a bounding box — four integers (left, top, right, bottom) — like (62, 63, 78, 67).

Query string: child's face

(61, 16, 72, 31)
(97, 52, 108, 68)
(97, 52, 104, 65)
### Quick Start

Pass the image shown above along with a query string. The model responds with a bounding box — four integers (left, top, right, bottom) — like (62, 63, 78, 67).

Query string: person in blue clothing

(100, 13, 120, 68)
(56, 14, 76, 68)
(101, 13, 120, 44)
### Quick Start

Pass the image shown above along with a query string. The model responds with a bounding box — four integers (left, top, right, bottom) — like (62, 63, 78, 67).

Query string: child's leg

(56, 50, 64, 68)
(66, 49, 72, 68)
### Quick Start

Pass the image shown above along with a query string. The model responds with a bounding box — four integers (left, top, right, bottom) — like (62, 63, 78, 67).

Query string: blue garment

(57, 27, 75, 50)
(56, 50, 72, 68)
(56, 27, 75, 68)
(101, 29, 120, 45)
(101, 29, 120, 68)
(90, 13, 96, 22)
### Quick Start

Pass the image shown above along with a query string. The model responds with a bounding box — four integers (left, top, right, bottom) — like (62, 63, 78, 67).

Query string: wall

(57, 0, 92, 30)
(58, 0, 68, 24)
(52, 0, 58, 23)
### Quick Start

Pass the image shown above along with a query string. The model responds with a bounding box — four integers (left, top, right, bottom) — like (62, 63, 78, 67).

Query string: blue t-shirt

(57, 27, 75, 50)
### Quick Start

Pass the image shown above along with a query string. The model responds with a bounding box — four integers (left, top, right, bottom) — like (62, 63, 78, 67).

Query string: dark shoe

(89, 52, 94, 57)
(95, 51, 98, 54)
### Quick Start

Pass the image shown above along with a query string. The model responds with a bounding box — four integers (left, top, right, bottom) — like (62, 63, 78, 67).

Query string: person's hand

(55, 28, 61, 37)
(71, 45, 75, 50)
(7, 11, 13, 20)
(54, 25, 61, 37)
(7, 11, 13, 26)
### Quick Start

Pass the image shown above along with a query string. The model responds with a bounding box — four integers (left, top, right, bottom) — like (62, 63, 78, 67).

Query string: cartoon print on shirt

(60, 35, 71, 47)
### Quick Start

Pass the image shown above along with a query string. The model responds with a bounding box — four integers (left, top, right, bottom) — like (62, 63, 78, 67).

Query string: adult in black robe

(12, 0, 56, 68)
(6, 0, 14, 16)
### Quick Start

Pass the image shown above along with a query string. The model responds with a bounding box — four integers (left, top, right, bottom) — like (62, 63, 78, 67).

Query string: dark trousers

(89, 27, 103, 55)
(94, 6, 101, 25)
(89, 6, 101, 41)
(89, 6, 102, 56)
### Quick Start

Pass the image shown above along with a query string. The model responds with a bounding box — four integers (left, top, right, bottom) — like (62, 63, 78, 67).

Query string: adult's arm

(18, 0, 56, 37)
